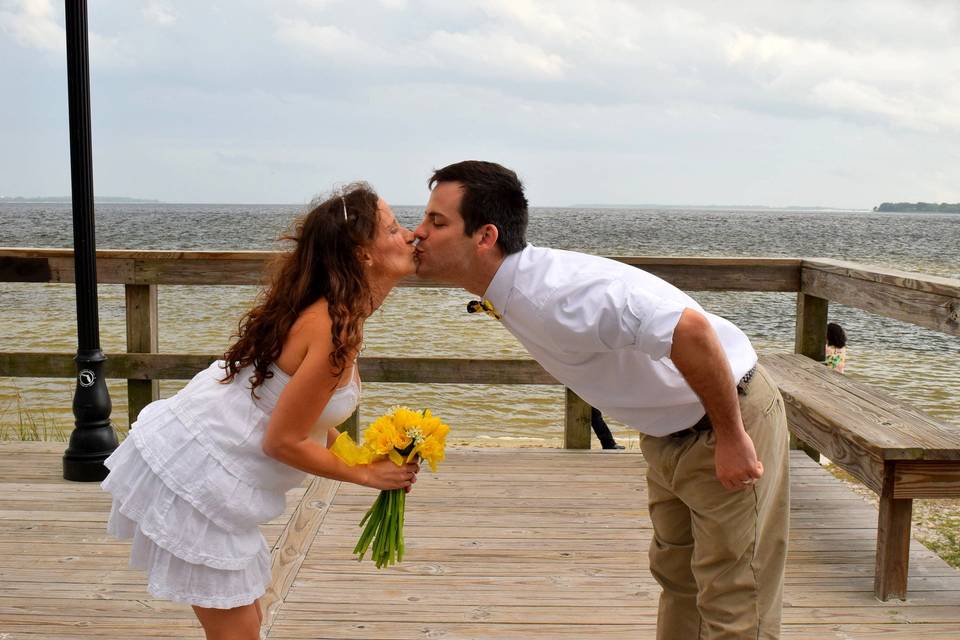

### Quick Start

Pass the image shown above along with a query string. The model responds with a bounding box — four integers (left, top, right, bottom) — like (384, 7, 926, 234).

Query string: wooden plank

(44, 255, 136, 285)
(791, 293, 828, 462)
(356, 357, 556, 384)
(760, 353, 960, 460)
(133, 257, 270, 286)
(875, 462, 913, 601)
(261, 477, 340, 636)
(564, 388, 592, 449)
(125, 283, 160, 425)
(802, 258, 960, 299)
(0, 248, 269, 285)
(267, 621, 654, 639)
(893, 461, 960, 499)
(0, 249, 802, 291)
(794, 293, 828, 362)
(0, 351, 218, 379)
(0, 255, 51, 281)
(763, 356, 887, 493)
(0, 353, 558, 384)
(2, 445, 960, 640)
(801, 260, 960, 336)
(615, 258, 801, 292)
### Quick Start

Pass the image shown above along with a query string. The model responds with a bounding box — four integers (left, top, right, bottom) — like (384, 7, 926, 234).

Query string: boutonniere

(466, 299, 501, 320)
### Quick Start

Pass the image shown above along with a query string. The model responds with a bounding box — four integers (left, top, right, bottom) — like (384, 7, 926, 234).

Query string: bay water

(1, 203, 957, 445)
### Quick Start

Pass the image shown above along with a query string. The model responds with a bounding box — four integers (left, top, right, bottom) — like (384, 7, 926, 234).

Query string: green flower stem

(353, 491, 386, 561)
(352, 487, 409, 567)
(397, 489, 406, 563)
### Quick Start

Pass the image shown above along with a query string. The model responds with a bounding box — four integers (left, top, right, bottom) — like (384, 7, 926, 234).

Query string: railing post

(792, 291, 828, 461)
(340, 407, 360, 441)
(564, 388, 591, 449)
(795, 292, 828, 361)
(125, 283, 159, 426)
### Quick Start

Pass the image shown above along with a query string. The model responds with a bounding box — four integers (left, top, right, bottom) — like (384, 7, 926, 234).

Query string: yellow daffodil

(328, 406, 450, 568)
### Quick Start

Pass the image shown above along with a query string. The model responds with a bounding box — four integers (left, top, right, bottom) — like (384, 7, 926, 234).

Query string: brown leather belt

(669, 364, 758, 438)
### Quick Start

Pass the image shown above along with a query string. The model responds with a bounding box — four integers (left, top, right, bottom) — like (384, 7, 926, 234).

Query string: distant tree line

(874, 202, 960, 213)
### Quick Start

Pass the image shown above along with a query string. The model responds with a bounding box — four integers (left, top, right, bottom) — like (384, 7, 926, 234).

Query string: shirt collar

(483, 244, 529, 318)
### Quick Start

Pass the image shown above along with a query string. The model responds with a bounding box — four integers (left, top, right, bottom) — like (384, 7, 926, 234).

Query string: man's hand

(670, 308, 763, 491)
(714, 429, 764, 491)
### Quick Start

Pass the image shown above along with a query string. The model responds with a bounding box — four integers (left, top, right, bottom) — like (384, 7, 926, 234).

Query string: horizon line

(1, 196, 870, 211)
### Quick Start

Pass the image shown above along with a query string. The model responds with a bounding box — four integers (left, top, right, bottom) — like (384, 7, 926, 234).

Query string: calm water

(1, 203, 958, 445)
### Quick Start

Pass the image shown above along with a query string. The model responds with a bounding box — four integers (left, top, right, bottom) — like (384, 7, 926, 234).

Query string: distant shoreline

(874, 202, 960, 213)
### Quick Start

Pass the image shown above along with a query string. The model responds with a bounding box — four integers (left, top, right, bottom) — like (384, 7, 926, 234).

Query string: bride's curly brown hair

(221, 182, 380, 393)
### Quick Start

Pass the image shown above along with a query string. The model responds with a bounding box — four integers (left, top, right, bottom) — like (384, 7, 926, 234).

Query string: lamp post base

(64, 350, 117, 482)
(63, 445, 115, 482)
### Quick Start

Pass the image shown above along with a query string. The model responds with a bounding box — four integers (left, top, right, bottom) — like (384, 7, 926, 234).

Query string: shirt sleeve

(542, 277, 688, 359)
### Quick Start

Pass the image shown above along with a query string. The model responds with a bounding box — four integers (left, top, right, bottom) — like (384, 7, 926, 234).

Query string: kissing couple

(103, 160, 788, 640)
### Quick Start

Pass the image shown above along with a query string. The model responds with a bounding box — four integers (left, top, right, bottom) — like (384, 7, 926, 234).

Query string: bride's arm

(261, 313, 417, 491)
(326, 426, 341, 448)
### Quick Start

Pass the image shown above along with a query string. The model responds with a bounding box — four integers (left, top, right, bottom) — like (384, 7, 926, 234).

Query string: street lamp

(62, 0, 117, 481)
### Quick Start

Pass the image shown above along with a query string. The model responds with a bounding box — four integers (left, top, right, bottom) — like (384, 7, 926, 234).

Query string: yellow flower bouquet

(330, 406, 449, 568)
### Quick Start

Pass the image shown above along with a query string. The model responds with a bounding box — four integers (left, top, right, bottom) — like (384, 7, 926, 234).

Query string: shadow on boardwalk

(1, 443, 959, 639)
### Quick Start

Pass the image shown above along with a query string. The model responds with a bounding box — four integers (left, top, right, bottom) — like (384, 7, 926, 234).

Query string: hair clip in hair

(341, 196, 348, 222)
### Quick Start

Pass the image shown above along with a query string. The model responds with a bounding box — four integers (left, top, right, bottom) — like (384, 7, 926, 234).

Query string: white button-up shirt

(484, 245, 758, 436)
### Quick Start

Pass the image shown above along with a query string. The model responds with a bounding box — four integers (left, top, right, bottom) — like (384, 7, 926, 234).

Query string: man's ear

(476, 224, 499, 251)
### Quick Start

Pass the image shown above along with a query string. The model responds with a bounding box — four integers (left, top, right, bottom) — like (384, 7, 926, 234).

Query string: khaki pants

(639, 365, 790, 640)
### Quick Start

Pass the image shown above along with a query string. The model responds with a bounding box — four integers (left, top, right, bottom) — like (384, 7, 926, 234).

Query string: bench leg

(788, 434, 820, 463)
(874, 463, 912, 601)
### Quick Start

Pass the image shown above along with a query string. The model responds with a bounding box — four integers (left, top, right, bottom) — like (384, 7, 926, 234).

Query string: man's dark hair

(826, 322, 847, 348)
(429, 160, 528, 255)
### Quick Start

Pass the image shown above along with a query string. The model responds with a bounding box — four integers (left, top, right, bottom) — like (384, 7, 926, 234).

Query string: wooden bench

(760, 352, 960, 601)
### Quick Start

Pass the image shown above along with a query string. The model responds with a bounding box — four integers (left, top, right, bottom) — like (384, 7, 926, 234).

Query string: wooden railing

(1, 248, 958, 447)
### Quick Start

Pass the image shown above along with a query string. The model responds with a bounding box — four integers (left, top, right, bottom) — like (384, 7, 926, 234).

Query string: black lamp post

(62, 0, 117, 481)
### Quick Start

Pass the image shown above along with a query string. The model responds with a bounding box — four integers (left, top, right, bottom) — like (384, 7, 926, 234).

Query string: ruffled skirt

(102, 418, 276, 609)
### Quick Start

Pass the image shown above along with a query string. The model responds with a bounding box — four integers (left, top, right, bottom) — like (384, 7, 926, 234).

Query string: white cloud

(426, 29, 567, 80)
(721, 26, 960, 133)
(294, 0, 343, 10)
(89, 32, 135, 69)
(0, 0, 64, 53)
(274, 17, 387, 61)
(143, 1, 176, 26)
(3, 0, 960, 205)
(0, 0, 134, 67)
(810, 78, 960, 134)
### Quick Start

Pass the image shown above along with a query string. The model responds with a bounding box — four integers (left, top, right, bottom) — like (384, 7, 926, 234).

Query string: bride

(101, 183, 421, 639)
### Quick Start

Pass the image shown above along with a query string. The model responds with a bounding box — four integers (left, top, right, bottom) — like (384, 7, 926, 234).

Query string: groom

(413, 160, 790, 640)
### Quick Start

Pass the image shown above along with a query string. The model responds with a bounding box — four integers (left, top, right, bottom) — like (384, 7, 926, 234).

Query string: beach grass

(0, 392, 67, 442)
(0, 391, 129, 442)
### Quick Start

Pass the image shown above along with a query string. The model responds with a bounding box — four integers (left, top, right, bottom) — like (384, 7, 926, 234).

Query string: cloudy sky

(2, 0, 959, 207)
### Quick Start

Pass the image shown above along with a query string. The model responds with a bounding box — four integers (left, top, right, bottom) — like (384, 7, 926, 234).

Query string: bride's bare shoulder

(286, 301, 336, 352)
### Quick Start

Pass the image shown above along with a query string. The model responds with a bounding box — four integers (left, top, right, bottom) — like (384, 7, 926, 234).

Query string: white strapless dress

(101, 360, 359, 609)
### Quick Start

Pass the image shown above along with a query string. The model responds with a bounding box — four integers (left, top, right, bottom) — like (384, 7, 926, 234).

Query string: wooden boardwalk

(1, 443, 959, 639)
